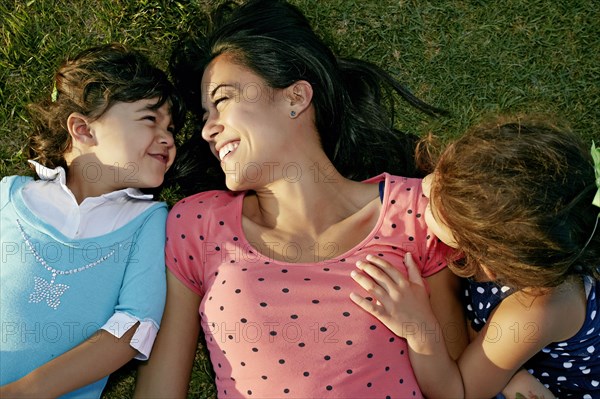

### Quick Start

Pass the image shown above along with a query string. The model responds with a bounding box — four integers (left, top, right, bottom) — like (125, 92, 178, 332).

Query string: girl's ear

(67, 113, 95, 146)
(285, 80, 313, 118)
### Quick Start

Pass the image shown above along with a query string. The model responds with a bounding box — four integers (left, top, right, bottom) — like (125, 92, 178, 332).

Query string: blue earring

(290, 110, 297, 118)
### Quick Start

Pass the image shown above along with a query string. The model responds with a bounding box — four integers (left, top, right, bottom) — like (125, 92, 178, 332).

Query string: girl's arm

(0, 324, 139, 398)
(420, 264, 468, 360)
(134, 270, 202, 398)
(502, 369, 556, 399)
(350, 253, 574, 398)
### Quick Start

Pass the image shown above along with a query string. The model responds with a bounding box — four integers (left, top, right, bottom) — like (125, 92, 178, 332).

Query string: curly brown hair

(423, 116, 599, 291)
(27, 43, 184, 170)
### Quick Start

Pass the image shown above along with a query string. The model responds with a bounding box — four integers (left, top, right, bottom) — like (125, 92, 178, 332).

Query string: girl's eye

(167, 126, 175, 134)
(143, 115, 157, 122)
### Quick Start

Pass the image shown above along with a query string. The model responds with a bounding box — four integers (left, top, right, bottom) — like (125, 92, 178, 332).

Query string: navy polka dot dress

(465, 276, 600, 397)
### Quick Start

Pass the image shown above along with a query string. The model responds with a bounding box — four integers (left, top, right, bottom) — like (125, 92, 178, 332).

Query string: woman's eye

(143, 115, 157, 122)
(214, 97, 227, 107)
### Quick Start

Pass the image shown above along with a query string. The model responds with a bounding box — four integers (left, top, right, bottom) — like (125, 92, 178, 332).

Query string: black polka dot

(367, 382, 372, 388)
(389, 337, 395, 342)
(346, 340, 353, 345)
(282, 288, 289, 293)
(343, 311, 350, 317)
(290, 314, 298, 319)
(385, 366, 390, 371)
(400, 378, 404, 384)
(189, 255, 194, 260)
(235, 289, 241, 294)
(260, 302, 267, 307)
(298, 342, 305, 347)
(215, 246, 220, 251)
(176, 214, 181, 218)
(320, 327, 327, 332)
(247, 390, 252, 395)
(258, 277, 265, 281)
(333, 286, 341, 290)
(281, 269, 288, 273)
(219, 221, 225, 225)
(324, 355, 331, 361)
(408, 209, 413, 214)
(279, 359, 285, 364)
(370, 325, 377, 330)
(391, 200, 396, 204)
(252, 347, 258, 352)
(391, 223, 397, 228)
(241, 318, 247, 323)
(181, 234, 186, 239)
(303, 371, 310, 377)
(270, 331, 277, 336)
(346, 369, 353, 374)
(367, 353, 373, 358)
(261, 375, 267, 380)
(241, 361, 246, 366)
(199, 235, 204, 240)
(326, 385, 333, 391)
(284, 389, 290, 394)
(196, 214, 202, 219)
(312, 299, 320, 304)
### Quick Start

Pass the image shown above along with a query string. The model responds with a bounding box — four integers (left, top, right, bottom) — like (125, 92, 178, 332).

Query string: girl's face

(200, 54, 298, 191)
(86, 99, 176, 190)
(421, 173, 459, 248)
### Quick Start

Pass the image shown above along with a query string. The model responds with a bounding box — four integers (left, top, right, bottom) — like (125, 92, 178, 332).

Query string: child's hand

(350, 253, 436, 338)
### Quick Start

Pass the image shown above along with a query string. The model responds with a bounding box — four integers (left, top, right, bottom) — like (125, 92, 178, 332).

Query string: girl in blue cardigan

(0, 43, 183, 398)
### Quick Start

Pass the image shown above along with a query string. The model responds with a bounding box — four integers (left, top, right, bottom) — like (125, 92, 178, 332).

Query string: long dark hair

(169, 0, 447, 194)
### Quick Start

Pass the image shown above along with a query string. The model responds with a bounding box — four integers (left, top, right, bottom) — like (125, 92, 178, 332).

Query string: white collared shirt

(21, 161, 156, 239)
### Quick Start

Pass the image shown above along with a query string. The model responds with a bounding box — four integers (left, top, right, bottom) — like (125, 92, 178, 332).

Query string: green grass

(1, 0, 599, 398)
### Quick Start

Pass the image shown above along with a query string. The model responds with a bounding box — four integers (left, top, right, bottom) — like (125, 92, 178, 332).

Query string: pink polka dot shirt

(166, 174, 452, 398)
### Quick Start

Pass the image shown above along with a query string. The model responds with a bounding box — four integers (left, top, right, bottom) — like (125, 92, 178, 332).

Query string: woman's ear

(67, 113, 95, 146)
(286, 80, 313, 118)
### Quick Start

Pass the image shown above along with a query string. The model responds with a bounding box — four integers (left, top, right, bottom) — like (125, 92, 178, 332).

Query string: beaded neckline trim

(16, 219, 117, 310)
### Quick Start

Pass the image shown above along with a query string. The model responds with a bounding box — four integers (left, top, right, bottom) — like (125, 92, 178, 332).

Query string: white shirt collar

(28, 160, 154, 201)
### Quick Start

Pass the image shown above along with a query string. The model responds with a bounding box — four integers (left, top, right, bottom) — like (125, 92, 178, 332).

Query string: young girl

(0, 43, 183, 398)
(350, 117, 600, 398)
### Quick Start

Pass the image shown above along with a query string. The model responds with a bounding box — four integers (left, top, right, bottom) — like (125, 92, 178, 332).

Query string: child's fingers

(349, 292, 385, 318)
(362, 254, 407, 284)
(404, 252, 425, 287)
(355, 259, 397, 293)
(350, 269, 389, 299)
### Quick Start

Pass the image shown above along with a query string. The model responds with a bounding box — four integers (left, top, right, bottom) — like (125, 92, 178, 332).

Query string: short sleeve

(109, 205, 168, 356)
(387, 176, 455, 278)
(164, 194, 209, 297)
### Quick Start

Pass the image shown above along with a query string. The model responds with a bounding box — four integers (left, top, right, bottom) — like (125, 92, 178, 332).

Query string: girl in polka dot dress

(134, 1, 469, 398)
(351, 117, 600, 398)
(0, 44, 183, 398)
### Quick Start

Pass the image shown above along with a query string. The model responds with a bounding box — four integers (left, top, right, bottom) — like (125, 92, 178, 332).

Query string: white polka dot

(584, 395, 592, 399)
(592, 380, 599, 387)
(467, 304, 473, 311)
(542, 348, 551, 353)
(501, 286, 510, 293)
(485, 303, 491, 309)
(476, 287, 485, 294)
(541, 372, 550, 377)
(550, 353, 559, 359)
(491, 287, 499, 295)
(557, 376, 567, 382)
(586, 327, 595, 335)
(563, 361, 573, 368)
(591, 310, 597, 320)
(587, 345, 595, 354)
(558, 342, 568, 347)
(582, 368, 591, 374)
(478, 302, 484, 310)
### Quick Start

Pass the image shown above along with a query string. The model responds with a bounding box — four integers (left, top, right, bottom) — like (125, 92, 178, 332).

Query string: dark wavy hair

(168, 0, 447, 194)
(423, 116, 600, 291)
(27, 43, 185, 171)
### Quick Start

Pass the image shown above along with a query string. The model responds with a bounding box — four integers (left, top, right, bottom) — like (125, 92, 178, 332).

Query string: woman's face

(200, 54, 296, 191)
(421, 173, 459, 248)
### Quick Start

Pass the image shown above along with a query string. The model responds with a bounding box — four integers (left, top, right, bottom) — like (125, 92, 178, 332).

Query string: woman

(135, 1, 466, 397)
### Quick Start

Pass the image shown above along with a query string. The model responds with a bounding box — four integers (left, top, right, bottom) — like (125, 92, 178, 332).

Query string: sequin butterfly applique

(17, 220, 116, 310)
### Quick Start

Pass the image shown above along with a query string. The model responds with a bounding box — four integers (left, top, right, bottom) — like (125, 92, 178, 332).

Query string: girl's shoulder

(1, 175, 33, 208)
(492, 278, 587, 343)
